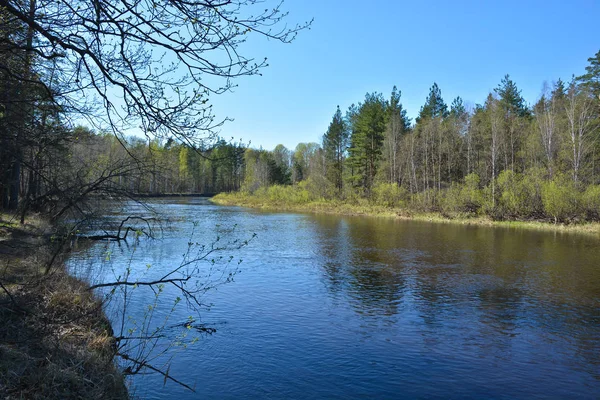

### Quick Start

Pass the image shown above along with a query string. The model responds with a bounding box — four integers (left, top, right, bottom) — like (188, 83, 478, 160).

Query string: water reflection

(67, 200, 600, 399)
(309, 213, 600, 394)
(314, 216, 405, 318)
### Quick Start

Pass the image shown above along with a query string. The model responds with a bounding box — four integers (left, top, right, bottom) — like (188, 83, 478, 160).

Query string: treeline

(2, 7, 599, 227)
(232, 51, 600, 223)
(0, 119, 248, 219)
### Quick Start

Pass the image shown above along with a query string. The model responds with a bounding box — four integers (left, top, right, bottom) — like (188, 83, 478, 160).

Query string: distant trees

(1, 0, 598, 226)
(416, 83, 448, 123)
(220, 49, 600, 223)
(292, 142, 322, 183)
(5, 50, 592, 223)
(534, 82, 559, 177)
(494, 74, 530, 172)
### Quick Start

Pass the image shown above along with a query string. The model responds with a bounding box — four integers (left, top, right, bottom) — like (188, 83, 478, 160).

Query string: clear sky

(208, 0, 600, 151)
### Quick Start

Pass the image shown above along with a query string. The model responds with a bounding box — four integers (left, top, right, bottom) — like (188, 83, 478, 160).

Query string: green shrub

(297, 175, 336, 201)
(410, 188, 438, 211)
(372, 183, 408, 208)
(266, 185, 292, 203)
(582, 185, 600, 220)
(541, 175, 581, 222)
(440, 183, 462, 213)
(440, 173, 484, 215)
(495, 169, 543, 219)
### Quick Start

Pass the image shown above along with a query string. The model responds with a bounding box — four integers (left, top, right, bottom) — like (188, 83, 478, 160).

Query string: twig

(117, 352, 195, 392)
(0, 280, 26, 314)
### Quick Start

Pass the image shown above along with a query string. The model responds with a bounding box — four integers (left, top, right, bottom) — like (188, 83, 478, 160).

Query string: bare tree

(565, 81, 596, 183)
(488, 94, 501, 207)
(535, 82, 558, 177)
(0, 0, 310, 145)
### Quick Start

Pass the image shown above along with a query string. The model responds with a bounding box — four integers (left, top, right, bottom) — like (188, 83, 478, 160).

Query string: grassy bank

(212, 191, 600, 236)
(0, 213, 127, 399)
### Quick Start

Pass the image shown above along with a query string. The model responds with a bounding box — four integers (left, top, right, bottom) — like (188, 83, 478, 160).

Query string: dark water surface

(68, 198, 600, 399)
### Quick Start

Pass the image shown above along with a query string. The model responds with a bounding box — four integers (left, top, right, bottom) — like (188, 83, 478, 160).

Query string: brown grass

(0, 212, 127, 399)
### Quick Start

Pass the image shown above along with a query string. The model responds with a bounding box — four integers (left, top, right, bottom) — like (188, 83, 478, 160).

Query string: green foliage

(372, 183, 408, 208)
(298, 175, 337, 201)
(264, 185, 308, 204)
(323, 106, 348, 191)
(416, 83, 448, 123)
(576, 49, 600, 100)
(541, 174, 581, 222)
(346, 93, 387, 192)
(271, 144, 292, 185)
(440, 173, 484, 214)
(495, 74, 531, 118)
(292, 142, 322, 183)
(494, 170, 542, 219)
(387, 86, 412, 130)
(450, 96, 466, 118)
(582, 185, 600, 220)
(410, 188, 439, 212)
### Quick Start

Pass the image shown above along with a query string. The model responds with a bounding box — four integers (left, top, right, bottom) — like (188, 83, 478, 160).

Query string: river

(67, 198, 600, 399)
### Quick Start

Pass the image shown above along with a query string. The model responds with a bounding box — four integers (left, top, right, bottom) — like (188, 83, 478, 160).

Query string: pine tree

(347, 93, 387, 192)
(450, 96, 466, 118)
(494, 74, 530, 171)
(576, 50, 600, 102)
(322, 106, 348, 191)
(381, 86, 411, 184)
(416, 83, 448, 124)
(494, 74, 530, 118)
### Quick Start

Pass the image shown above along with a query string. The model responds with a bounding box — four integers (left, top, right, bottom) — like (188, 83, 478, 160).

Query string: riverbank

(212, 192, 600, 236)
(0, 213, 127, 399)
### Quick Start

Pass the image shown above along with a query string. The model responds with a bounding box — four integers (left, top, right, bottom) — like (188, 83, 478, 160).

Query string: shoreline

(0, 214, 128, 399)
(211, 194, 600, 236)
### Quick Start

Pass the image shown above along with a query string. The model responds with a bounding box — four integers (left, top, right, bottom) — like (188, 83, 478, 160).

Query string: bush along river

(67, 197, 600, 399)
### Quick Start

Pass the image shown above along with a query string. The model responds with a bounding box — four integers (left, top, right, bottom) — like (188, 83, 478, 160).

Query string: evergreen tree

(347, 93, 387, 192)
(416, 83, 448, 123)
(552, 78, 567, 101)
(494, 74, 530, 118)
(576, 50, 600, 101)
(450, 96, 466, 118)
(494, 74, 530, 171)
(381, 86, 411, 184)
(323, 106, 348, 191)
(271, 144, 292, 185)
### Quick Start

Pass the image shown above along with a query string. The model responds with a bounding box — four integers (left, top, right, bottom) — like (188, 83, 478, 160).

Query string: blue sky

(208, 0, 600, 151)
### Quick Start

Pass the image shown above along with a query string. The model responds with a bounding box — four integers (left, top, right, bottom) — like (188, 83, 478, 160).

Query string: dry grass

(0, 212, 128, 399)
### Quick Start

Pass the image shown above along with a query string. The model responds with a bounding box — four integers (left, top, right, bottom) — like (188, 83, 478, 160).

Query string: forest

(0, 0, 598, 226)
(220, 54, 600, 224)
(3, 51, 600, 224)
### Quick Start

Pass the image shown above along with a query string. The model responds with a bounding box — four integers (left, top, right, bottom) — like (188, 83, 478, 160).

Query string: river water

(67, 198, 600, 399)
